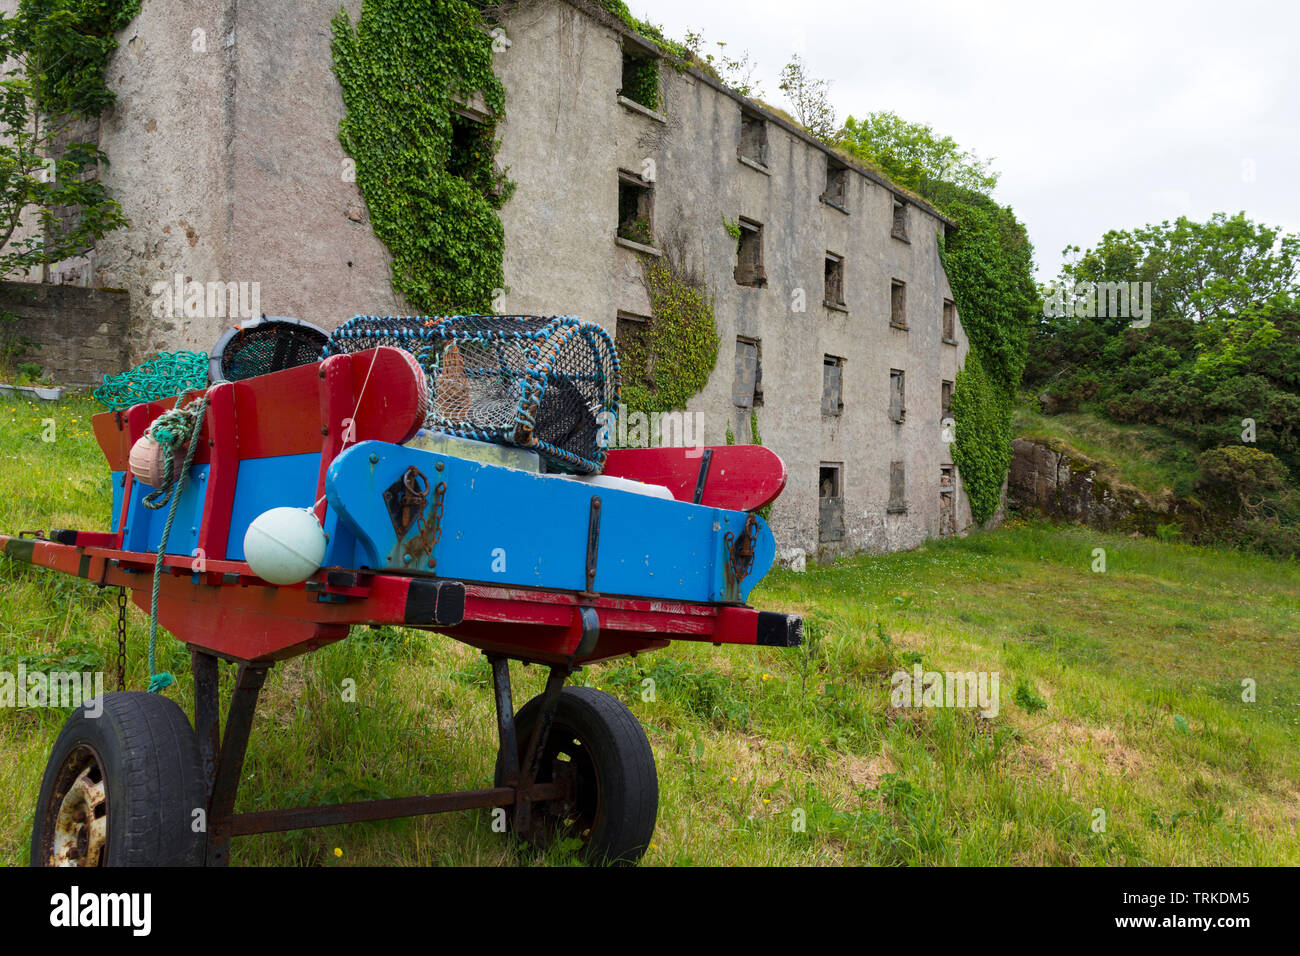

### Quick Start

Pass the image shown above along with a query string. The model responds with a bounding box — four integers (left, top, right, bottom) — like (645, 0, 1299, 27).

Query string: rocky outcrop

(1008, 437, 1183, 533)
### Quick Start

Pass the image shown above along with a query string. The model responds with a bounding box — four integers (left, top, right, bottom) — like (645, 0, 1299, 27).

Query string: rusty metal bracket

(583, 495, 601, 595)
(383, 466, 429, 541)
(204, 662, 271, 867)
(692, 448, 714, 504)
(407, 480, 446, 569)
(726, 513, 760, 583)
(514, 666, 570, 837)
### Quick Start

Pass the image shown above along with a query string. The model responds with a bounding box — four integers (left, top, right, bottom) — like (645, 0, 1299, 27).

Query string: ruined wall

(85, 0, 403, 361)
(0, 281, 129, 385)
(2, 0, 974, 556)
(493, 0, 973, 557)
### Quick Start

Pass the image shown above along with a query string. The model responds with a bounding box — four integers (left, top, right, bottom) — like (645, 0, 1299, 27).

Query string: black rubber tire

(495, 686, 658, 866)
(30, 692, 206, 867)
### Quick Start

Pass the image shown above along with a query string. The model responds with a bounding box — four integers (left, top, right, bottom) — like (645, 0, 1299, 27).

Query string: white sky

(630, 0, 1300, 281)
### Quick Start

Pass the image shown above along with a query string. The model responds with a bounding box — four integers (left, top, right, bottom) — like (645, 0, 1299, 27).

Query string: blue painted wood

(325, 441, 775, 603)
(121, 464, 210, 557)
(110, 471, 125, 532)
(225, 453, 321, 560)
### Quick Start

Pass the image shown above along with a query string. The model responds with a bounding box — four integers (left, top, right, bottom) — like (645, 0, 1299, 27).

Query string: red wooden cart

(7, 346, 800, 866)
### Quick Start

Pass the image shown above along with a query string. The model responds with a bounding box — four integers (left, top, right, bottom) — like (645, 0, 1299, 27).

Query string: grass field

(2, 394, 1298, 866)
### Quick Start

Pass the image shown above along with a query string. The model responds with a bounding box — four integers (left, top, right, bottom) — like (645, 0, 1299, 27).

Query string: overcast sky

(633, 0, 1300, 282)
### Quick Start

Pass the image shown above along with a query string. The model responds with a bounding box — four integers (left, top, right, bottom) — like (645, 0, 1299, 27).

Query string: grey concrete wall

(1, 0, 975, 555)
(0, 281, 130, 385)
(91, 0, 240, 358)
(87, 0, 402, 360)
(493, 0, 974, 555)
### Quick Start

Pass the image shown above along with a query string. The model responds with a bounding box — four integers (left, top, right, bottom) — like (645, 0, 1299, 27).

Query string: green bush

(1196, 446, 1300, 556)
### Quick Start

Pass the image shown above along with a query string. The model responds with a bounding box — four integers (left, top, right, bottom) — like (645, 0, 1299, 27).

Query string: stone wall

(0, 282, 130, 385)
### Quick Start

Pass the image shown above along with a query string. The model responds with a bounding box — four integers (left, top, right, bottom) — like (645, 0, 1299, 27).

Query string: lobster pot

(323, 315, 621, 474)
(210, 316, 329, 383)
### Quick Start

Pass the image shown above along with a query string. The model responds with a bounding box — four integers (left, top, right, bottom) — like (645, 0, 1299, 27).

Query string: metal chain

(429, 482, 446, 546)
(116, 587, 128, 691)
(724, 515, 761, 583)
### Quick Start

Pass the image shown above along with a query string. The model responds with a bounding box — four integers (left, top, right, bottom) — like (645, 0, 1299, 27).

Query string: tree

(0, 3, 133, 280)
(1056, 212, 1300, 325)
(778, 54, 836, 142)
(681, 29, 762, 97)
(1025, 214, 1300, 478)
(839, 111, 999, 198)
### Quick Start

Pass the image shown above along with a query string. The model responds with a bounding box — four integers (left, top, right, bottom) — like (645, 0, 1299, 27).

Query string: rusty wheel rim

(43, 745, 109, 867)
(533, 727, 600, 848)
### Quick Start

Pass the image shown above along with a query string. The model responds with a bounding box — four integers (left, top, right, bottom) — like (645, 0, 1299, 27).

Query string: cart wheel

(496, 686, 658, 866)
(30, 692, 206, 867)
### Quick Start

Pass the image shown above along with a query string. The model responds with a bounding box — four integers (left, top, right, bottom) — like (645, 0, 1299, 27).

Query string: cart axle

(229, 782, 569, 836)
(196, 649, 577, 864)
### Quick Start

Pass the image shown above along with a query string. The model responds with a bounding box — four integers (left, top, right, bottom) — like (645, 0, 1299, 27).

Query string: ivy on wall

(620, 252, 720, 415)
(17, 0, 140, 116)
(949, 348, 1010, 525)
(931, 185, 1037, 396)
(934, 185, 1039, 525)
(330, 0, 514, 314)
(620, 50, 660, 111)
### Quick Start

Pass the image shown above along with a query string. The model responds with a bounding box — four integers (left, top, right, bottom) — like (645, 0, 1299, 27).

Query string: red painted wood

(2, 535, 770, 664)
(93, 411, 130, 472)
(233, 347, 424, 460)
(148, 594, 352, 662)
(91, 346, 425, 470)
(314, 353, 355, 523)
(603, 445, 788, 512)
(197, 382, 237, 561)
(61, 531, 121, 548)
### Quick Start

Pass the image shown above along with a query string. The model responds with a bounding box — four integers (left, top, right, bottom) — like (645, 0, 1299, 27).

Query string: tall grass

(1, 395, 1298, 865)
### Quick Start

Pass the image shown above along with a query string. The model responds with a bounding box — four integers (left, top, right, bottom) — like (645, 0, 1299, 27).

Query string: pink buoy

(128, 433, 172, 488)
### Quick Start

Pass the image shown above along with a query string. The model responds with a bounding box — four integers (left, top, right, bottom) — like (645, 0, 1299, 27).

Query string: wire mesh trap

(209, 316, 330, 383)
(323, 315, 621, 474)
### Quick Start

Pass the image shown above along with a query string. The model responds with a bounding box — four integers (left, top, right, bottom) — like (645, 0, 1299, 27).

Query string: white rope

(310, 348, 380, 514)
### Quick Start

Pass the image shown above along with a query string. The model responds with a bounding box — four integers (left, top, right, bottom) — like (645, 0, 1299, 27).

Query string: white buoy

(243, 507, 327, 585)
